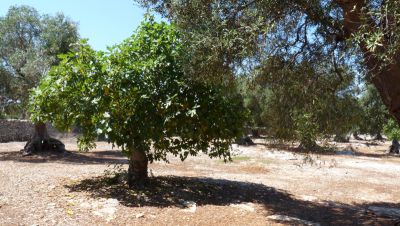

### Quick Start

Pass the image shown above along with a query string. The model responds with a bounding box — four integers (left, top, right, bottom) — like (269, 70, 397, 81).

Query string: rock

(135, 213, 145, 218)
(230, 203, 255, 212)
(236, 136, 255, 146)
(368, 206, 400, 218)
(336, 145, 355, 155)
(267, 215, 320, 226)
(336, 150, 355, 156)
(92, 198, 120, 222)
(299, 195, 318, 202)
(179, 200, 197, 213)
(48, 185, 56, 190)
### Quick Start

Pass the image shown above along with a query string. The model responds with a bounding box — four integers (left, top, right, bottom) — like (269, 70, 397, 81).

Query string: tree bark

(22, 122, 65, 156)
(127, 146, 148, 188)
(370, 66, 400, 125)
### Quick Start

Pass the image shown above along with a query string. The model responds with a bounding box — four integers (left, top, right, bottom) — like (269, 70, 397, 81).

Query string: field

(0, 138, 399, 225)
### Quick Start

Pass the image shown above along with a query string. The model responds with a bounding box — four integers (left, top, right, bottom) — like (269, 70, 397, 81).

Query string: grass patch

(232, 156, 251, 162)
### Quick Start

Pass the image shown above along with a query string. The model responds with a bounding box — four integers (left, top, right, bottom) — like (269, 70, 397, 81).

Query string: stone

(92, 198, 120, 222)
(179, 200, 197, 213)
(267, 215, 320, 226)
(299, 195, 318, 202)
(230, 203, 255, 212)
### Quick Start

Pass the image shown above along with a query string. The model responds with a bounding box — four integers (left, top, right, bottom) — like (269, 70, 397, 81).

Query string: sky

(0, 0, 147, 51)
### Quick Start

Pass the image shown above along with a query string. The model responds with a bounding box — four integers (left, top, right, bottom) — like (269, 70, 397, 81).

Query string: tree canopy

(29, 18, 246, 186)
(0, 5, 79, 118)
(136, 0, 400, 125)
(240, 56, 360, 148)
(357, 84, 389, 138)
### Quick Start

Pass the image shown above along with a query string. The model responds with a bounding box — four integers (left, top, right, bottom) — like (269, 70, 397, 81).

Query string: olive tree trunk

(389, 139, 400, 154)
(22, 122, 65, 156)
(127, 146, 148, 188)
(336, 0, 400, 125)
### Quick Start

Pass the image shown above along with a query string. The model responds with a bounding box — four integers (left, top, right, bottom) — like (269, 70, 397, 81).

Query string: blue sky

(0, 0, 147, 50)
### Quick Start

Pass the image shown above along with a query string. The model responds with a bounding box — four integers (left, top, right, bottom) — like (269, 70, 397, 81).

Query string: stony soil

(0, 138, 399, 225)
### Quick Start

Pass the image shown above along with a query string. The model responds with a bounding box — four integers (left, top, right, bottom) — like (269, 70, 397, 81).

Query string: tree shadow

(281, 146, 397, 160)
(65, 175, 399, 225)
(0, 150, 127, 165)
(253, 139, 397, 160)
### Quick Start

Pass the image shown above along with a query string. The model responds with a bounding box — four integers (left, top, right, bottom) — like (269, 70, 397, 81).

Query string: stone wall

(0, 120, 84, 143)
(0, 120, 34, 142)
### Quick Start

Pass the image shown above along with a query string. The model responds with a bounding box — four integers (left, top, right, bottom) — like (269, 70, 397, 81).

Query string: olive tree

(29, 18, 246, 187)
(0, 5, 78, 117)
(241, 57, 360, 149)
(357, 84, 389, 140)
(136, 0, 400, 126)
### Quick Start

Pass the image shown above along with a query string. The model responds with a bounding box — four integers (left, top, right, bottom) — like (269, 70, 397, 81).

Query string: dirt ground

(0, 137, 399, 226)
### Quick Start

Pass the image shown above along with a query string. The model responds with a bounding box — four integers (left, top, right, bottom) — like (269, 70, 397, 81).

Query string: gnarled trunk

(127, 146, 148, 188)
(22, 122, 65, 156)
(371, 67, 400, 125)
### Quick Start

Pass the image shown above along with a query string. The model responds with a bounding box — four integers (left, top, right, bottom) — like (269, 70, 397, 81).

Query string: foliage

(384, 118, 400, 141)
(30, 18, 246, 162)
(0, 5, 79, 117)
(352, 0, 400, 70)
(238, 77, 270, 129)
(241, 56, 360, 148)
(136, 0, 359, 79)
(137, 0, 400, 128)
(357, 84, 389, 137)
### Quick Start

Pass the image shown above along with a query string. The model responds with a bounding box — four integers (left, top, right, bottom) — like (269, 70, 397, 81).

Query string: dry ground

(0, 137, 399, 225)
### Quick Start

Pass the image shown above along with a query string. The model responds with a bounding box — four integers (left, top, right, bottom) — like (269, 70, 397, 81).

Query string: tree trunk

(22, 122, 65, 156)
(335, 1, 400, 125)
(298, 139, 320, 152)
(374, 133, 384, 141)
(371, 66, 400, 125)
(334, 134, 349, 143)
(389, 139, 400, 154)
(127, 147, 148, 188)
(353, 132, 363, 141)
(251, 129, 260, 138)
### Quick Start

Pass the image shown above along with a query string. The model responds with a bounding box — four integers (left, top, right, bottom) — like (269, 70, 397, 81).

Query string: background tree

(357, 84, 389, 140)
(29, 18, 246, 187)
(136, 0, 400, 125)
(238, 76, 270, 137)
(241, 56, 360, 149)
(0, 5, 79, 118)
(384, 118, 400, 153)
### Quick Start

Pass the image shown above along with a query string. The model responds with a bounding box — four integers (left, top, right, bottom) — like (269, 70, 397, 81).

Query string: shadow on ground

(66, 175, 398, 226)
(256, 139, 398, 159)
(0, 150, 127, 164)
